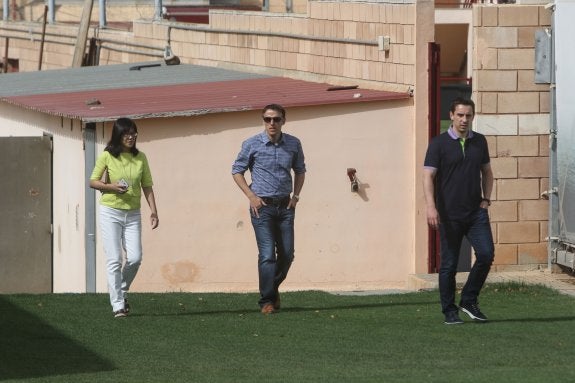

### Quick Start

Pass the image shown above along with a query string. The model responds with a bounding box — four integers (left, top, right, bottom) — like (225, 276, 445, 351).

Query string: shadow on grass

(128, 298, 437, 318)
(488, 316, 575, 323)
(0, 296, 115, 381)
(282, 300, 437, 313)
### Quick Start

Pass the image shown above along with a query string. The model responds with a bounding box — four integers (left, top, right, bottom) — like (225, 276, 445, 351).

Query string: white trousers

(100, 205, 142, 312)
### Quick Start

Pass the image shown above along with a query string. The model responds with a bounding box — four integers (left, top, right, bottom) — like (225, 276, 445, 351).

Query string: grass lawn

(2, 282, 575, 382)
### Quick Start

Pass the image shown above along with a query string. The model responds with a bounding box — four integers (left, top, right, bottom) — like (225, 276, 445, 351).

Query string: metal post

(154, 0, 162, 20)
(2, 37, 8, 73)
(48, 0, 55, 23)
(3, 0, 8, 21)
(99, 0, 106, 28)
(548, 8, 558, 271)
(38, 6, 48, 70)
(84, 123, 97, 293)
(72, 0, 94, 67)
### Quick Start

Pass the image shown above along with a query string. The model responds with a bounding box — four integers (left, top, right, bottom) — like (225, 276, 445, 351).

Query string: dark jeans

(438, 208, 494, 314)
(250, 204, 295, 307)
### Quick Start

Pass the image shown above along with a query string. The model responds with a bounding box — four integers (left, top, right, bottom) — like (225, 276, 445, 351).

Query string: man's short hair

(450, 97, 475, 115)
(262, 104, 286, 119)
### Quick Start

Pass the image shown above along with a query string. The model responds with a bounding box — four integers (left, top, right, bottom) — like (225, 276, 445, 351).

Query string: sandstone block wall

(473, 4, 551, 270)
(1, 0, 425, 93)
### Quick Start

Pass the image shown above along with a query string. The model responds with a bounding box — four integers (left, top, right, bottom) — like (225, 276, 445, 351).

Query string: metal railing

(435, 0, 514, 8)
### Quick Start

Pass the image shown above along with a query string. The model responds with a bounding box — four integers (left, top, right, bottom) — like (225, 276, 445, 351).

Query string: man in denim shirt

(232, 104, 306, 314)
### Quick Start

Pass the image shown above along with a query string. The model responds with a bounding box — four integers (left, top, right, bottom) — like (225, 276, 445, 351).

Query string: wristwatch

(292, 194, 300, 201)
(481, 198, 491, 206)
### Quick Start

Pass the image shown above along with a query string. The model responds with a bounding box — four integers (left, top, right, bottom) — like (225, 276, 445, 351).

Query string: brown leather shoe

(261, 303, 275, 315)
(273, 294, 281, 310)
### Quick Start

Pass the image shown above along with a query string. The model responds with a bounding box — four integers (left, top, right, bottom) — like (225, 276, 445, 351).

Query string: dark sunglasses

(263, 117, 283, 123)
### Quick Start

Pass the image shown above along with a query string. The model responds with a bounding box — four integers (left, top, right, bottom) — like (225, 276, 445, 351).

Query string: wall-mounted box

(378, 36, 390, 52)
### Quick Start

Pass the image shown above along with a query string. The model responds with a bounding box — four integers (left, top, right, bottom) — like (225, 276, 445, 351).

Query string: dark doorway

(428, 42, 472, 273)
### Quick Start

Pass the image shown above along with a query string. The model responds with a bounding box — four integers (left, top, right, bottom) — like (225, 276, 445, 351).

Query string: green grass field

(2, 283, 575, 382)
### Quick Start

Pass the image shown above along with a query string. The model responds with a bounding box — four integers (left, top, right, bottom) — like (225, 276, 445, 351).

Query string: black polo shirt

(424, 128, 490, 221)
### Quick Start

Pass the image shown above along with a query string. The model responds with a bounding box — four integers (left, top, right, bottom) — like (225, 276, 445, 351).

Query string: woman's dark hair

(262, 104, 286, 119)
(105, 118, 139, 157)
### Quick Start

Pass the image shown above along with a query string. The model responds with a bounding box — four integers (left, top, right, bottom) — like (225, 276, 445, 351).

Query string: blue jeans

(438, 208, 494, 314)
(250, 205, 295, 307)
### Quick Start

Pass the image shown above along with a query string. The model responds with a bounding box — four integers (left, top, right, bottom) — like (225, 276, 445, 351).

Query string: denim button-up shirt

(232, 131, 306, 197)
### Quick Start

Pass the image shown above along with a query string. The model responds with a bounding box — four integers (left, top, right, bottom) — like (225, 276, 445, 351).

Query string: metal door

(0, 136, 52, 293)
(545, 1, 575, 269)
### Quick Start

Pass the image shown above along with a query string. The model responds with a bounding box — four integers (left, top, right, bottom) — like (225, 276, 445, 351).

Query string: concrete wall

(100, 102, 415, 293)
(0, 104, 88, 292)
(472, 4, 551, 271)
(1, 99, 414, 293)
(1, 0, 435, 293)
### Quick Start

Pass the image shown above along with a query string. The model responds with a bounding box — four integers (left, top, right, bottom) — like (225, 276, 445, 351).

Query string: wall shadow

(0, 296, 115, 381)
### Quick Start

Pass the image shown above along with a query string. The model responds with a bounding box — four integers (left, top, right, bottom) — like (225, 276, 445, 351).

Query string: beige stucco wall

(413, 0, 434, 275)
(472, 4, 551, 271)
(0, 105, 88, 292)
(89, 101, 414, 293)
(1, 99, 414, 294)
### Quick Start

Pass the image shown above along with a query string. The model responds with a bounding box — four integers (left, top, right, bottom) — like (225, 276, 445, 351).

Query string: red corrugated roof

(1, 77, 410, 123)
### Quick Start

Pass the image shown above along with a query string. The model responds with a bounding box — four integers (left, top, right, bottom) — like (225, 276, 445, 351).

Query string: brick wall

(140, 1, 421, 92)
(0, 0, 427, 93)
(473, 4, 551, 270)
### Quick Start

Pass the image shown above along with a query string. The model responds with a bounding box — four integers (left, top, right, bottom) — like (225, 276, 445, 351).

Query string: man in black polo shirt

(423, 97, 495, 325)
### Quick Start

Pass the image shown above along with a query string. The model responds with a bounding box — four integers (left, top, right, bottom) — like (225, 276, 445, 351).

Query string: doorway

(428, 41, 472, 273)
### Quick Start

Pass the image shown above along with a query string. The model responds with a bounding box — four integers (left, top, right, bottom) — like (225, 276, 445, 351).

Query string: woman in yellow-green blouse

(89, 118, 159, 318)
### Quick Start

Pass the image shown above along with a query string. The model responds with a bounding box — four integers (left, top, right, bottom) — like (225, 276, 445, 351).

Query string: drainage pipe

(165, 22, 377, 46)
(0, 26, 164, 55)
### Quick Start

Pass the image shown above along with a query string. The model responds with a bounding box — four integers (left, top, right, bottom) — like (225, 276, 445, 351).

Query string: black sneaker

(444, 311, 464, 325)
(460, 302, 487, 321)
